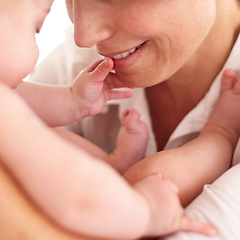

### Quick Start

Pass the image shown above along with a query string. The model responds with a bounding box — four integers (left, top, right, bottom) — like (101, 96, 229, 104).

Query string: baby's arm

(124, 69, 240, 207)
(53, 109, 148, 175)
(0, 83, 214, 239)
(16, 58, 132, 127)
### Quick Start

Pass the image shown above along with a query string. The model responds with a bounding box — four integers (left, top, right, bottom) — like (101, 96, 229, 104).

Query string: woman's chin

(115, 70, 164, 88)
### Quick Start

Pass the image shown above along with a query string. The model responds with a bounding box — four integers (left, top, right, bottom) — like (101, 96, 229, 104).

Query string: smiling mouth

(111, 43, 144, 60)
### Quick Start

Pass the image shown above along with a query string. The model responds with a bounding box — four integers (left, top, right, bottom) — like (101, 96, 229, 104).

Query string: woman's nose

(72, 1, 115, 48)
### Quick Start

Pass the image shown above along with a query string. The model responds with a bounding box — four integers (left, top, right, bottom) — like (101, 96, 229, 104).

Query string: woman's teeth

(112, 46, 139, 60)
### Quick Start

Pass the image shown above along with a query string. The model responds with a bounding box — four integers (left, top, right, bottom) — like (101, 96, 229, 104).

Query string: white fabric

(30, 26, 240, 239)
(162, 163, 240, 240)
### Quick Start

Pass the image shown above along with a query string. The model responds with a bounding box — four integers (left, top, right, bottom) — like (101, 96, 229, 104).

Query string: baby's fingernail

(104, 57, 114, 68)
(103, 57, 108, 64)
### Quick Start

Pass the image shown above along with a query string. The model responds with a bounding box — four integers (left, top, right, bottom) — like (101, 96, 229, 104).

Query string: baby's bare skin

(110, 109, 149, 174)
(124, 69, 240, 207)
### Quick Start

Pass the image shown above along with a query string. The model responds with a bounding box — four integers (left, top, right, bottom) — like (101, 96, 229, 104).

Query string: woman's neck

(146, 0, 240, 150)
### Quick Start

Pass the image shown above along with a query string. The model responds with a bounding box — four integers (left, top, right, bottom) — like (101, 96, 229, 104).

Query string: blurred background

(35, 0, 72, 66)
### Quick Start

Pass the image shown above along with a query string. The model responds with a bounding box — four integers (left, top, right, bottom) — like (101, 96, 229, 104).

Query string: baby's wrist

(132, 182, 155, 238)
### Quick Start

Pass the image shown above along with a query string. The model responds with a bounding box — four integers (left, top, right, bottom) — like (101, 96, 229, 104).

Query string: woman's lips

(110, 41, 148, 71)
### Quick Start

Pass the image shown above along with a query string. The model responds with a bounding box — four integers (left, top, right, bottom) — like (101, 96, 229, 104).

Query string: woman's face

(66, 0, 217, 87)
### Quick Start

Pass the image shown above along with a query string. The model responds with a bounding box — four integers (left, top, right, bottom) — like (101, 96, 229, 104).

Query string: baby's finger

(90, 57, 114, 80)
(107, 90, 133, 100)
(176, 215, 216, 236)
(82, 58, 113, 81)
(84, 59, 104, 72)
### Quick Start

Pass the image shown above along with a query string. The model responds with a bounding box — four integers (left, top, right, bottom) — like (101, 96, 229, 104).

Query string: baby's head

(0, 0, 53, 88)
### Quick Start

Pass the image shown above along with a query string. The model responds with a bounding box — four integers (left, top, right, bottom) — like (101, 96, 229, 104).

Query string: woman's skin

(0, 0, 240, 239)
(66, 0, 240, 150)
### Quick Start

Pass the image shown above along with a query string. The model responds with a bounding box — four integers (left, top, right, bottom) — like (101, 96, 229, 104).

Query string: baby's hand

(71, 57, 133, 119)
(133, 173, 216, 238)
